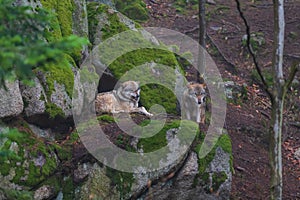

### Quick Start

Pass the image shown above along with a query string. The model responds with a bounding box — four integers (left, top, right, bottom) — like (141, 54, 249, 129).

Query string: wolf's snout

(132, 94, 139, 100)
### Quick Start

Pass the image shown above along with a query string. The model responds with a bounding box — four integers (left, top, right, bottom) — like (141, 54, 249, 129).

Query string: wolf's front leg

(138, 107, 153, 117)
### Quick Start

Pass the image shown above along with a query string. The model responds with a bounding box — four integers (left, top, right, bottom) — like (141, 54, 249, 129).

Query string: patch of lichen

(114, 0, 149, 22)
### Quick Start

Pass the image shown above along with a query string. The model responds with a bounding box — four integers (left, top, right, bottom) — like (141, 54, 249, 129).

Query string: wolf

(95, 81, 153, 117)
(182, 83, 207, 123)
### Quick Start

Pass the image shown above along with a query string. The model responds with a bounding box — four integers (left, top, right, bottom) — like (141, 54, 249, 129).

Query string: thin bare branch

(284, 62, 299, 92)
(235, 0, 273, 99)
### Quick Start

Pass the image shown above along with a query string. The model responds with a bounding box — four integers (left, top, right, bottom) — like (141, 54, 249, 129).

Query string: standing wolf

(95, 81, 153, 117)
(182, 83, 207, 123)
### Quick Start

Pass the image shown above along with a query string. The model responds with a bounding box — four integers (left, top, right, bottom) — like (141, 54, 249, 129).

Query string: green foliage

(251, 68, 273, 87)
(242, 32, 265, 53)
(173, 0, 198, 14)
(0, 0, 87, 87)
(0, 128, 22, 161)
(0, 188, 33, 200)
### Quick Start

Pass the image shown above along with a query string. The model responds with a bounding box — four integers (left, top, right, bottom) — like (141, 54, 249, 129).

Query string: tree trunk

(198, 0, 206, 83)
(270, 0, 285, 199)
(269, 96, 284, 200)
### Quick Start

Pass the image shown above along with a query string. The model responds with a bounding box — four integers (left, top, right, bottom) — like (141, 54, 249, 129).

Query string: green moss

(0, 162, 10, 176)
(45, 103, 65, 118)
(194, 133, 232, 192)
(102, 12, 128, 40)
(196, 133, 232, 174)
(137, 120, 180, 153)
(61, 176, 75, 199)
(114, 0, 149, 22)
(35, 54, 75, 118)
(40, 0, 73, 38)
(87, 3, 129, 44)
(109, 49, 179, 114)
(97, 114, 115, 123)
(40, 0, 63, 42)
(40, 0, 83, 63)
(106, 167, 134, 198)
(43, 56, 74, 97)
(1, 188, 33, 200)
(212, 171, 228, 192)
(0, 127, 59, 187)
(110, 49, 178, 79)
(121, 3, 149, 22)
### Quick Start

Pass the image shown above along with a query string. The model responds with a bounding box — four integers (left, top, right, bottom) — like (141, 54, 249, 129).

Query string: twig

(284, 62, 299, 91)
(260, 110, 271, 119)
(288, 121, 300, 128)
(183, 25, 199, 34)
(235, 0, 273, 99)
(284, 54, 300, 61)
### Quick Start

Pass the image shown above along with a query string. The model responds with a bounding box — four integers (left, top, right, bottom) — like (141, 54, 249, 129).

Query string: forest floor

(142, 0, 300, 199)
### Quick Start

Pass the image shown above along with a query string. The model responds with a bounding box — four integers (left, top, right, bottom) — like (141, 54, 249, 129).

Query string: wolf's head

(116, 81, 141, 102)
(187, 83, 207, 105)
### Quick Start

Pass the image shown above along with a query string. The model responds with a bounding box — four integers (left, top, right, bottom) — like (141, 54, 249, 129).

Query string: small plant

(242, 32, 265, 53)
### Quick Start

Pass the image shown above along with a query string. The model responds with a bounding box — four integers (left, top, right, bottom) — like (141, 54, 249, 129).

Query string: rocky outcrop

(0, 1, 232, 200)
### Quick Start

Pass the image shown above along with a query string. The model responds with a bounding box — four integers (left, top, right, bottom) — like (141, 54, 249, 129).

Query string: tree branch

(284, 62, 299, 91)
(235, 0, 273, 99)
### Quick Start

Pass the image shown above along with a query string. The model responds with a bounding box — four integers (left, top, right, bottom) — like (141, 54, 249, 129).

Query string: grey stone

(50, 81, 72, 117)
(20, 78, 47, 117)
(0, 81, 23, 118)
(28, 124, 55, 141)
(34, 185, 55, 200)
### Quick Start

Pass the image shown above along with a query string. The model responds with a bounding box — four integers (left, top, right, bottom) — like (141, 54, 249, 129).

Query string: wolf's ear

(136, 81, 140, 85)
(202, 83, 207, 89)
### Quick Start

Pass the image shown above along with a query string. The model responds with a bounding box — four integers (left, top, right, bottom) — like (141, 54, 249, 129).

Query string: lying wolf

(182, 83, 207, 123)
(95, 81, 153, 117)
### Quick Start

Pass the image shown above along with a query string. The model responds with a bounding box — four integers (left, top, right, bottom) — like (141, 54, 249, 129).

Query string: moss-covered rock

(0, 126, 58, 188)
(87, 3, 182, 114)
(114, 0, 149, 22)
(195, 132, 233, 197)
(34, 55, 75, 118)
(0, 120, 78, 199)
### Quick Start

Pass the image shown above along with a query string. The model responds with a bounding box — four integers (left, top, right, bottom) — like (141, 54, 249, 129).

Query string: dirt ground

(142, 0, 300, 199)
